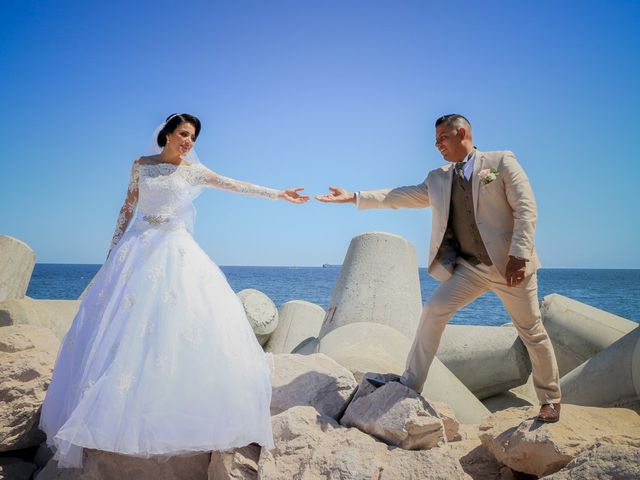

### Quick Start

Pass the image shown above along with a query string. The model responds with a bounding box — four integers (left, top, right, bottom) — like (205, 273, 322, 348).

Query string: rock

(341, 375, 446, 450)
(271, 353, 358, 419)
(0, 457, 37, 480)
(421, 357, 491, 424)
(437, 325, 531, 399)
(561, 326, 640, 412)
(265, 300, 324, 354)
(318, 322, 412, 380)
(541, 442, 640, 479)
(317, 321, 491, 424)
(208, 444, 260, 480)
(0, 297, 79, 340)
(318, 232, 423, 340)
(0, 235, 36, 303)
(479, 404, 640, 477)
(541, 294, 638, 376)
(0, 324, 60, 452)
(290, 336, 319, 355)
(36, 449, 211, 480)
(258, 406, 467, 480)
(237, 289, 278, 346)
(430, 401, 461, 442)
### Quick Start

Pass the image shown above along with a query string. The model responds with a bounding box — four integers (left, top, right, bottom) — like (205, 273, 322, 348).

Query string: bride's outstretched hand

(315, 186, 356, 204)
(279, 187, 310, 204)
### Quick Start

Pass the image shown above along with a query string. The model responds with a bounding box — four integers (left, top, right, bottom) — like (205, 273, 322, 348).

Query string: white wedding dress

(40, 161, 278, 468)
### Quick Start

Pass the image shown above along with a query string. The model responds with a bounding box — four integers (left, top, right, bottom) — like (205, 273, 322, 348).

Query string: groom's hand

(279, 187, 310, 204)
(505, 256, 527, 287)
(315, 187, 356, 204)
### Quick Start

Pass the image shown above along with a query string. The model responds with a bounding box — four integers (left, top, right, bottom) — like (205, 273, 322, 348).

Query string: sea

(26, 264, 640, 326)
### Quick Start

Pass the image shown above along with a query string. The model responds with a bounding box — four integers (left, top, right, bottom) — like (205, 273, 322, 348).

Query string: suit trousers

(400, 258, 561, 404)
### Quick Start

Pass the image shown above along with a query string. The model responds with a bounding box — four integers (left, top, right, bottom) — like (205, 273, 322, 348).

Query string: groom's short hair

(435, 114, 472, 132)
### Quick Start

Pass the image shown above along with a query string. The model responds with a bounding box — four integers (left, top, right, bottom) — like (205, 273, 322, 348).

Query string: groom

(317, 114, 562, 422)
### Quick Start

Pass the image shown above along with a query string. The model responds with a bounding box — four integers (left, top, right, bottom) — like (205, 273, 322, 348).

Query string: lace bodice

(109, 162, 280, 253)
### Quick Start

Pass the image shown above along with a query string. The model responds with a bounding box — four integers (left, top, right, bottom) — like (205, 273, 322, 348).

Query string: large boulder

(0, 324, 60, 452)
(237, 289, 278, 346)
(0, 297, 79, 340)
(36, 449, 210, 480)
(208, 444, 260, 480)
(541, 294, 638, 376)
(540, 442, 640, 479)
(341, 376, 447, 450)
(0, 235, 36, 303)
(437, 324, 531, 399)
(271, 353, 358, 420)
(318, 232, 423, 340)
(561, 326, 640, 412)
(265, 300, 324, 354)
(258, 406, 467, 480)
(479, 404, 640, 477)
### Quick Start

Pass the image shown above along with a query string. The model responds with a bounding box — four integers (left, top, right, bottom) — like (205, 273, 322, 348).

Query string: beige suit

(358, 150, 561, 404)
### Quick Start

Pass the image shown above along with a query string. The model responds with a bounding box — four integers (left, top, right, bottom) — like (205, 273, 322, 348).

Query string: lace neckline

(139, 162, 197, 169)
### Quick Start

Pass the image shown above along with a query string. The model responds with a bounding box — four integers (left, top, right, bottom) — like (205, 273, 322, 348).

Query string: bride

(39, 113, 309, 467)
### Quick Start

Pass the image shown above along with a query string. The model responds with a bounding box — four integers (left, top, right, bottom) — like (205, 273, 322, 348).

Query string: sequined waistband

(131, 214, 191, 233)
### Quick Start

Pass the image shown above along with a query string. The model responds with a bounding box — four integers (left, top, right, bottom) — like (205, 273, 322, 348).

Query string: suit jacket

(358, 150, 541, 282)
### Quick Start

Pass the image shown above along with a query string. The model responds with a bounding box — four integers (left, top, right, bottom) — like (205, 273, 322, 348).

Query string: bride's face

(166, 122, 197, 156)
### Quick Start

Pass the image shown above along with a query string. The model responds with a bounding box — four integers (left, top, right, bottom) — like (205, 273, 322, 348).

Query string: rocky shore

(1, 232, 638, 479)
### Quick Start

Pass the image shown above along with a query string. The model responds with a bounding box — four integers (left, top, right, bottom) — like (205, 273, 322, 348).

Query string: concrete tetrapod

(265, 300, 325, 354)
(237, 288, 278, 347)
(0, 297, 80, 340)
(541, 294, 638, 376)
(560, 326, 640, 412)
(317, 322, 490, 423)
(0, 235, 36, 303)
(437, 324, 532, 399)
(318, 232, 423, 340)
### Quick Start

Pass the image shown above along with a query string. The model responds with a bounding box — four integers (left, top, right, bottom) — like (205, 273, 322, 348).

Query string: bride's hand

(279, 187, 310, 204)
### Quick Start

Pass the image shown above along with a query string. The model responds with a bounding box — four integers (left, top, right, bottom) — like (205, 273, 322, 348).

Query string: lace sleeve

(188, 164, 280, 200)
(108, 161, 140, 255)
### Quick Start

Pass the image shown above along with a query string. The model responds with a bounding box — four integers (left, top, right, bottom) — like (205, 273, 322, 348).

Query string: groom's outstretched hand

(315, 187, 356, 204)
(279, 188, 310, 204)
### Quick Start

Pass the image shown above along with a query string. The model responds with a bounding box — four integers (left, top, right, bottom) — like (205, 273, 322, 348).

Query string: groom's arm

(502, 152, 537, 260)
(358, 180, 430, 210)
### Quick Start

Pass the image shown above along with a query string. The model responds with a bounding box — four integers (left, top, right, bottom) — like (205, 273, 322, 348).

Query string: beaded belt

(143, 215, 170, 225)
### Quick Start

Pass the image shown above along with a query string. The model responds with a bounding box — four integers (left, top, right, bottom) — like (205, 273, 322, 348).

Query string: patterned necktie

(454, 161, 467, 179)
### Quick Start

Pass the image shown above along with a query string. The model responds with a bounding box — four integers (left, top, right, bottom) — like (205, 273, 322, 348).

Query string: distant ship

(322, 264, 340, 268)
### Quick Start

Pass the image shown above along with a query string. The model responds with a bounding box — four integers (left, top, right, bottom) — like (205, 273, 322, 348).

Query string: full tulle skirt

(40, 226, 274, 468)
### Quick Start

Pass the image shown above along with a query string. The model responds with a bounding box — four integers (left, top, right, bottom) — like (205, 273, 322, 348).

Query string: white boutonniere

(478, 168, 499, 185)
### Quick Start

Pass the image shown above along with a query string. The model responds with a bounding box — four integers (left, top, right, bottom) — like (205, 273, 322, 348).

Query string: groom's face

(435, 125, 466, 162)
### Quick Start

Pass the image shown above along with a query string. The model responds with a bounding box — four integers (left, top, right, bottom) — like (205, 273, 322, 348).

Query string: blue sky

(1, 0, 639, 267)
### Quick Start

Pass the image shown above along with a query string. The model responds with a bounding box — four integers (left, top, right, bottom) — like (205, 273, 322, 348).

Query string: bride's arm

(192, 164, 280, 199)
(108, 160, 140, 256)
(191, 164, 308, 203)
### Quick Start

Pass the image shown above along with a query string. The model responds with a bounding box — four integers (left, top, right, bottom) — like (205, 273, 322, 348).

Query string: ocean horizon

(26, 264, 640, 326)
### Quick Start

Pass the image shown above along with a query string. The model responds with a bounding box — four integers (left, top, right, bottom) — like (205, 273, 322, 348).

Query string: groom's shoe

(366, 374, 402, 388)
(537, 403, 561, 423)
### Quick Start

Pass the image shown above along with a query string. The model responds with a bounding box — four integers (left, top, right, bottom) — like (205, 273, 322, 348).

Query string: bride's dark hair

(157, 113, 201, 147)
